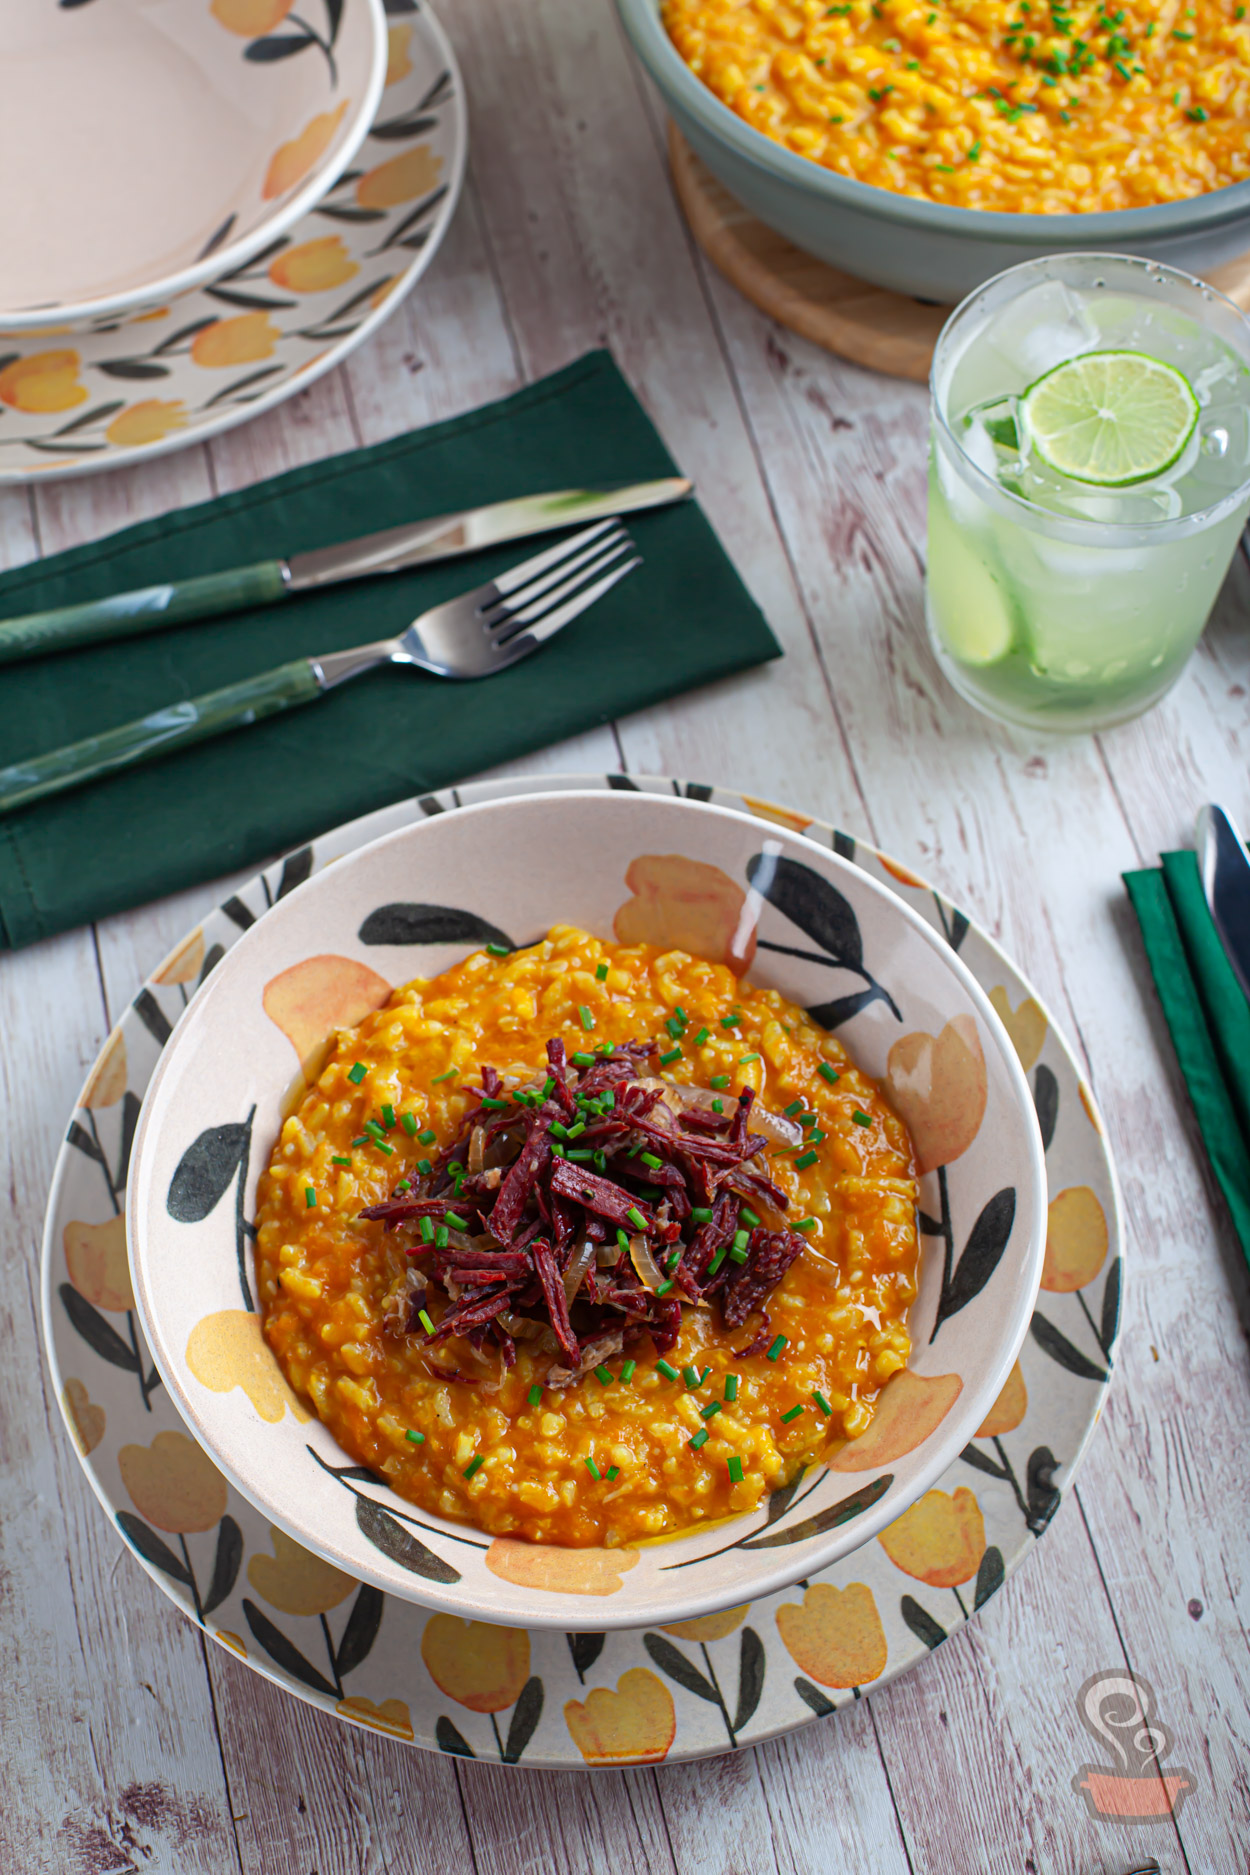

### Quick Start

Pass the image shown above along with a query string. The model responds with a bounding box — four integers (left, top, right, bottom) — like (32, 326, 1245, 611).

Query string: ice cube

(981, 281, 1099, 387)
(1186, 403, 1250, 501)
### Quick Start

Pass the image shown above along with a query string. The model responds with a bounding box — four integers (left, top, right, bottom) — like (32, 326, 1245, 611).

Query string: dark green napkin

(1124, 850, 1250, 1265)
(0, 352, 781, 951)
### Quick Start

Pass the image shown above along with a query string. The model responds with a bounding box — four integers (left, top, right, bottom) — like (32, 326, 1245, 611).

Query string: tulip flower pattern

(212, 0, 345, 86)
(116, 1432, 242, 1626)
(878, 1486, 1006, 1652)
(642, 1620, 765, 1748)
(776, 1582, 888, 1692)
(422, 1616, 545, 1764)
(614, 854, 758, 971)
(241, 1527, 386, 1704)
(565, 1669, 676, 1766)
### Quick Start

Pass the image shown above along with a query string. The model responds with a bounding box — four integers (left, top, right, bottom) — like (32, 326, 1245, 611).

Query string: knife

(1196, 803, 1250, 1001)
(0, 476, 692, 666)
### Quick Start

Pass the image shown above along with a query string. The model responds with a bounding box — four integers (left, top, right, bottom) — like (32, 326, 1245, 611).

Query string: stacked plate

(0, 0, 466, 482)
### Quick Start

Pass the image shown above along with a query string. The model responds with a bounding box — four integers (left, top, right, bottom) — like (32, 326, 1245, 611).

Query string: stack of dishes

(0, 0, 467, 482)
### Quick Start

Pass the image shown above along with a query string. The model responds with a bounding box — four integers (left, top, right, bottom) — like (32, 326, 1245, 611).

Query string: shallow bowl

(616, 0, 1250, 302)
(0, 0, 386, 332)
(127, 789, 1047, 1631)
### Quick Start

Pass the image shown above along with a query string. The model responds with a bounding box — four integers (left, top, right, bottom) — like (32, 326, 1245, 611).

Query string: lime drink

(927, 254, 1250, 732)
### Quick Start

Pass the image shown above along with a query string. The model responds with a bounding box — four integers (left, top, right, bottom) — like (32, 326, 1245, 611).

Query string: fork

(0, 521, 639, 819)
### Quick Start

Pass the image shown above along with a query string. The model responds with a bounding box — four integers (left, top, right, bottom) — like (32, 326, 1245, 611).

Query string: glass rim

(930, 250, 1250, 541)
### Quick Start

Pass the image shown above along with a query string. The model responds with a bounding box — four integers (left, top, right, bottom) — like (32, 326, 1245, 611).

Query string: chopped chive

(607, 1464, 620, 1481)
(420, 1216, 435, 1243)
(689, 1429, 710, 1450)
(305, 1186, 317, 1207)
(659, 1047, 683, 1067)
(729, 1244, 749, 1265)
(852, 1111, 873, 1127)
(794, 1217, 817, 1233)
(432, 1067, 457, 1083)
(572, 1051, 596, 1068)
(739, 1208, 761, 1229)
(701, 1400, 722, 1420)
(444, 1210, 468, 1230)
(401, 1112, 419, 1136)
(435, 1225, 449, 1249)
(381, 1103, 396, 1128)
(549, 1121, 569, 1140)
(485, 942, 511, 957)
(766, 1335, 787, 1361)
(595, 961, 609, 981)
(711, 1098, 724, 1113)
(800, 1112, 818, 1130)
(595, 1365, 614, 1386)
(463, 1455, 484, 1480)
(585, 1456, 602, 1480)
(818, 1062, 840, 1084)
(417, 1158, 433, 1175)
(707, 1246, 729, 1276)
(699, 1366, 711, 1386)
(784, 1100, 804, 1117)
(640, 1151, 663, 1170)
(655, 1279, 675, 1295)
(813, 1389, 832, 1415)
(721, 1013, 741, 1028)
(725, 1374, 739, 1401)
(807, 1131, 827, 1146)
(682, 1365, 701, 1389)
(616, 1227, 630, 1254)
(656, 1360, 680, 1381)
(418, 1308, 435, 1335)
(542, 1076, 555, 1098)
(566, 1120, 586, 1140)
(621, 1359, 637, 1383)
(393, 1179, 411, 1194)
(348, 1061, 367, 1084)
(331, 1155, 352, 1167)
(565, 1148, 593, 1162)
(666, 1015, 684, 1039)
(674, 1005, 687, 1022)
(405, 1429, 425, 1444)
(781, 1404, 805, 1424)
(738, 1053, 761, 1065)
(728, 1455, 744, 1484)
(417, 1128, 436, 1146)
(527, 1383, 543, 1405)
(374, 1140, 394, 1156)
(350, 1136, 370, 1148)
(592, 1149, 607, 1172)
(666, 1249, 682, 1272)
(480, 1096, 510, 1111)
(694, 1026, 710, 1046)
(601, 1089, 616, 1112)
(551, 1142, 566, 1159)
(579, 1005, 595, 1031)
(795, 1150, 819, 1170)
(732, 1229, 750, 1250)
(709, 1074, 730, 1090)
(626, 1206, 647, 1231)
(691, 1206, 714, 1224)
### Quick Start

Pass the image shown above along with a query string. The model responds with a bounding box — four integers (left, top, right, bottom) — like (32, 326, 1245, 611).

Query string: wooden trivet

(668, 122, 1250, 383)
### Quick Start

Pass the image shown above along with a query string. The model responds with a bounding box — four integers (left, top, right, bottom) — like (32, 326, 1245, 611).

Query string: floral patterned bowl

(126, 789, 1048, 1632)
(0, 0, 387, 332)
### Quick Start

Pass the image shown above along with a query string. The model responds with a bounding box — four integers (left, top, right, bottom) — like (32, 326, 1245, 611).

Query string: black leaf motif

(917, 1210, 944, 1236)
(202, 1516, 243, 1615)
(54, 401, 125, 437)
(221, 896, 255, 930)
(167, 1121, 252, 1224)
(197, 944, 225, 989)
(503, 1677, 544, 1763)
(369, 111, 439, 140)
(747, 854, 864, 972)
(314, 204, 388, 223)
(66, 1121, 106, 1169)
(117, 1513, 192, 1585)
(740, 1475, 892, 1549)
(60, 1286, 139, 1371)
(202, 365, 286, 408)
(794, 1675, 836, 1717)
(900, 1595, 947, 1651)
(1034, 1065, 1059, 1152)
(947, 908, 970, 953)
(277, 846, 314, 899)
(97, 361, 172, 381)
(960, 1443, 1009, 1480)
(1030, 1311, 1108, 1383)
(805, 985, 891, 1031)
(245, 30, 318, 61)
(1100, 1256, 1122, 1356)
(335, 1582, 384, 1677)
(606, 773, 639, 791)
(115, 1090, 141, 1190)
(436, 1716, 475, 1757)
(642, 1634, 720, 1704)
(765, 1466, 808, 1527)
(355, 1496, 461, 1583)
(242, 1599, 338, 1697)
(384, 0, 419, 14)
(935, 1188, 1016, 1330)
(974, 1545, 1005, 1610)
(155, 319, 221, 355)
(324, 0, 344, 40)
(132, 988, 172, 1045)
(1027, 1447, 1061, 1532)
(833, 830, 856, 860)
(733, 1629, 766, 1735)
(196, 213, 238, 263)
(682, 781, 714, 802)
(204, 285, 296, 313)
(357, 904, 514, 949)
(567, 1632, 605, 1682)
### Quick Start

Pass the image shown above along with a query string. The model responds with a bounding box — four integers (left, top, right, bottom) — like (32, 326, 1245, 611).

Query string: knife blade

(0, 477, 693, 667)
(1196, 803, 1250, 1001)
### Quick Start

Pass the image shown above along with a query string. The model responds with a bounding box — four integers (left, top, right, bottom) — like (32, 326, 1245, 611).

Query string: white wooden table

(2, 4, 1245, 1868)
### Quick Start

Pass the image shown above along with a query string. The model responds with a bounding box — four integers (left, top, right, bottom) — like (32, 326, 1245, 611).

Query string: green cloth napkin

(1124, 849, 1250, 1265)
(0, 352, 780, 951)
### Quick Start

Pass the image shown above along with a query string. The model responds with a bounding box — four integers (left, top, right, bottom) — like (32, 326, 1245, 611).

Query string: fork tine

(480, 526, 630, 628)
(486, 519, 621, 598)
(488, 536, 633, 638)
(495, 553, 641, 655)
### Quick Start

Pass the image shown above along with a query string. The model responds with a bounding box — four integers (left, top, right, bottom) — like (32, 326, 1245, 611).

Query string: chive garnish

(549, 1121, 569, 1140)
(727, 1456, 744, 1483)
(738, 1053, 761, 1065)
(707, 1247, 728, 1276)
(463, 1455, 483, 1479)
(380, 1104, 395, 1128)
(444, 1210, 468, 1230)
(305, 1187, 316, 1207)
(432, 1067, 457, 1083)
(712, 1099, 724, 1113)
(813, 1390, 832, 1415)
(795, 1150, 818, 1170)
(486, 943, 510, 957)
(784, 1099, 804, 1117)
(417, 1158, 433, 1175)
(729, 1244, 749, 1265)
(393, 1179, 411, 1194)
(374, 1140, 394, 1156)
(417, 1128, 436, 1145)
(666, 1015, 684, 1040)
(694, 1026, 710, 1046)
(766, 1335, 787, 1361)
(621, 1359, 637, 1382)
(691, 1206, 713, 1224)
(794, 1217, 817, 1232)
(595, 1365, 614, 1385)
(852, 1111, 873, 1127)
(818, 1062, 840, 1084)
(616, 1227, 630, 1254)
(565, 1120, 586, 1139)
(585, 1456, 602, 1480)
(739, 1208, 760, 1228)
(572, 1051, 596, 1068)
(592, 1150, 607, 1172)
(721, 1013, 741, 1028)
(435, 1225, 449, 1249)
(405, 1429, 425, 1444)
(527, 1383, 543, 1405)
(420, 1217, 435, 1243)
(626, 1206, 647, 1231)
(350, 1136, 370, 1148)
(725, 1374, 739, 1401)
(579, 1005, 595, 1031)
(701, 1400, 722, 1420)
(640, 1151, 663, 1170)
(733, 1228, 750, 1250)
(595, 962, 608, 981)
(699, 1366, 712, 1386)
(551, 1141, 566, 1158)
(659, 1047, 682, 1066)
(682, 1365, 700, 1389)
(782, 1404, 805, 1424)
(709, 1074, 730, 1090)
(800, 1112, 818, 1130)
(365, 1119, 386, 1139)
(348, 1062, 367, 1084)
(655, 1279, 674, 1296)
(418, 1308, 435, 1334)
(331, 1155, 352, 1167)
(689, 1429, 710, 1450)
(656, 1360, 680, 1381)
(481, 1096, 509, 1111)
(401, 1113, 418, 1136)
(607, 1465, 620, 1481)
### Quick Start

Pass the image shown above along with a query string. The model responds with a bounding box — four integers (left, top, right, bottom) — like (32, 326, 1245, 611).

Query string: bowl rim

(0, 0, 389, 334)
(125, 787, 1049, 1629)
(616, 0, 1250, 245)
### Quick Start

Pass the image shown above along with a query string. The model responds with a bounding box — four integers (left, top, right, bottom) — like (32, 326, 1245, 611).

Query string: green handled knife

(0, 477, 692, 666)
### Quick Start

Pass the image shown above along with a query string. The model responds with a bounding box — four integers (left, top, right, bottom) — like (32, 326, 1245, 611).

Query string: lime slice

(926, 502, 1016, 666)
(1021, 350, 1198, 486)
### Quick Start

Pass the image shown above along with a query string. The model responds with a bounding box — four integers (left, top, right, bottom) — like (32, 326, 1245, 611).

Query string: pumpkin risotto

(662, 0, 1250, 212)
(256, 927, 919, 1547)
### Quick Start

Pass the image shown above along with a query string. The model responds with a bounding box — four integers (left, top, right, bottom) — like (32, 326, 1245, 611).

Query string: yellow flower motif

(0, 350, 89, 415)
(81, 1027, 127, 1109)
(105, 400, 188, 449)
(484, 1538, 639, 1596)
(660, 1605, 749, 1642)
(356, 144, 443, 210)
(775, 1582, 887, 1688)
(988, 987, 1047, 1074)
(1042, 1187, 1108, 1293)
(337, 1696, 414, 1742)
(741, 796, 813, 834)
(153, 928, 205, 986)
(828, 1369, 962, 1473)
(264, 103, 349, 201)
(214, 1630, 247, 1658)
(262, 954, 392, 1076)
(118, 1431, 228, 1534)
(421, 1616, 530, 1713)
(191, 313, 282, 370)
(565, 1668, 676, 1766)
(976, 1359, 1028, 1437)
(63, 1378, 105, 1455)
(64, 1215, 134, 1313)
(614, 854, 756, 972)
(884, 1016, 987, 1173)
(247, 1526, 356, 1616)
(385, 22, 412, 85)
(269, 237, 359, 295)
(878, 1486, 985, 1588)
(877, 853, 929, 889)
(211, 0, 297, 31)
(185, 1309, 312, 1424)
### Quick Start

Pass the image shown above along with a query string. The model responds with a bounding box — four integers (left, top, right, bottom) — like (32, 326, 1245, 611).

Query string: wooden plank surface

(0, 1, 1240, 1867)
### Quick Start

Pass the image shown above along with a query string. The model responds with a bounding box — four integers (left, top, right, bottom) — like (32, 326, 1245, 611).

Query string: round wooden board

(669, 122, 1250, 382)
